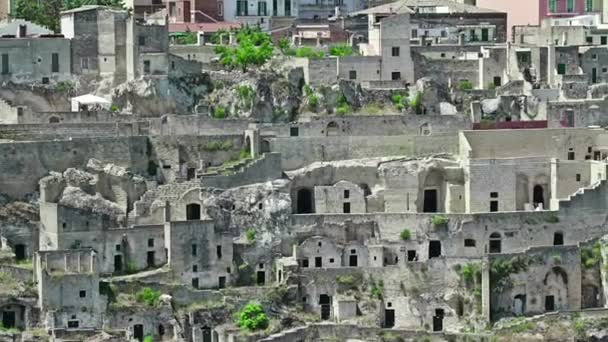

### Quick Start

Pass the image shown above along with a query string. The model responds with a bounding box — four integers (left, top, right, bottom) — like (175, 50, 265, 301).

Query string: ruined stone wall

(286, 58, 338, 86)
(412, 52, 480, 89)
(0, 136, 149, 198)
(201, 152, 283, 189)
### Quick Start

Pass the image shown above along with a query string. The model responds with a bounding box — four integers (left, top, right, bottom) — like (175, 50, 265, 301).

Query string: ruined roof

(350, 0, 500, 16)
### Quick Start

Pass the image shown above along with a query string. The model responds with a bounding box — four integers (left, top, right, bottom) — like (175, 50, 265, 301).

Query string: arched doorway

(261, 140, 270, 153)
(296, 189, 314, 214)
(543, 266, 569, 311)
(326, 122, 339, 136)
(186, 203, 201, 220)
(489, 233, 501, 253)
(513, 294, 526, 315)
(533, 185, 545, 209)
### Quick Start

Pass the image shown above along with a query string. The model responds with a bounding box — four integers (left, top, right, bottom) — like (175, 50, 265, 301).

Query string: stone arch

(533, 174, 550, 210)
(489, 232, 501, 253)
(49, 116, 60, 124)
(543, 266, 569, 311)
(326, 121, 339, 136)
(186, 203, 201, 220)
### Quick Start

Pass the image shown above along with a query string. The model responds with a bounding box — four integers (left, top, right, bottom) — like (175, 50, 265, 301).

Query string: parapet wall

(201, 152, 283, 189)
(0, 122, 150, 140)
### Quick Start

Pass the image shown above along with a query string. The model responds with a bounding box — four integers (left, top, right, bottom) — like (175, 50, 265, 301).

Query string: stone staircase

(258, 325, 310, 342)
(201, 152, 282, 189)
(557, 174, 608, 213)
(132, 179, 201, 217)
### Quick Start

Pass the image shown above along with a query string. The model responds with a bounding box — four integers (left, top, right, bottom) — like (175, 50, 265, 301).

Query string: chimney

(17, 24, 26, 38)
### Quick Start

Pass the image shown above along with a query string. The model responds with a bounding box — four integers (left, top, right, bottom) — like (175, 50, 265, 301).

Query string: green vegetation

(203, 140, 234, 151)
(308, 93, 319, 111)
(55, 80, 74, 93)
(236, 84, 254, 109)
(410, 92, 424, 114)
(135, 287, 161, 307)
(400, 228, 412, 240)
(336, 94, 351, 116)
(110, 104, 120, 113)
(294, 46, 325, 58)
(370, 279, 384, 299)
(215, 27, 274, 71)
(545, 215, 559, 223)
(458, 80, 474, 90)
(15, 0, 125, 32)
(236, 302, 269, 331)
(210, 29, 229, 45)
(213, 106, 228, 119)
(278, 37, 290, 52)
(490, 256, 533, 292)
(126, 261, 137, 274)
(391, 93, 410, 112)
(246, 228, 256, 242)
(510, 319, 535, 333)
(431, 215, 448, 227)
(336, 273, 362, 291)
(552, 254, 562, 264)
(174, 31, 197, 45)
(303, 84, 313, 96)
(458, 263, 481, 284)
(144, 336, 154, 342)
(581, 241, 602, 269)
(381, 332, 405, 342)
(329, 43, 354, 57)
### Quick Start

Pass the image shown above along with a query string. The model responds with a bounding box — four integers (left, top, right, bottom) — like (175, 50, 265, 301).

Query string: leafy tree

(236, 302, 269, 331)
(14, 0, 124, 33)
(214, 26, 274, 72)
(329, 43, 354, 57)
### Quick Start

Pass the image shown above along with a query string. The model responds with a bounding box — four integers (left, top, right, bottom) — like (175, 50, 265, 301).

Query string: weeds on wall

(135, 287, 161, 307)
(336, 94, 351, 116)
(329, 44, 354, 57)
(202, 140, 234, 151)
(213, 106, 228, 119)
(581, 241, 602, 269)
(246, 229, 256, 242)
(431, 215, 449, 227)
(400, 229, 412, 240)
(458, 80, 474, 91)
(490, 256, 534, 293)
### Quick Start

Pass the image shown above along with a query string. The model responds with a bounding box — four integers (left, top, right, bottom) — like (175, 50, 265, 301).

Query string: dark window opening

(14, 244, 25, 261)
(344, 190, 350, 198)
(192, 244, 197, 256)
(490, 192, 498, 198)
(216, 245, 222, 259)
(433, 309, 444, 331)
(138, 36, 146, 46)
(490, 200, 498, 212)
(296, 189, 314, 214)
(429, 240, 441, 258)
(52, 53, 59, 72)
(423, 189, 438, 212)
(257, 271, 265, 285)
(319, 294, 331, 320)
(2, 312, 15, 329)
(218, 276, 226, 289)
(489, 232, 501, 253)
(186, 203, 201, 220)
(2, 54, 9, 74)
(143, 60, 151, 74)
(301, 259, 309, 268)
(545, 295, 555, 311)
(134, 324, 144, 341)
(290, 126, 299, 136)
(392, 46, 400, 56)
(349, 254, 358, 267)
(147, 251, 155, 267)
(114, 255, 122, 272)
(315, 257, 322, 268)
(464, 239, 476, 247)
(79, 290, 86, 298)
(391, 71, 401, 81)
(407, 250, 417, 261)
(576, 174, 581, 181)
(187, 167, 196, 180)
(68, 320, 79, 329)
(343, 202, 351, 213)
(553, 232, 564, 246)
(349, 70, 357, 80)
(384, 309, 395, 328)
(533, 185, 545, 209)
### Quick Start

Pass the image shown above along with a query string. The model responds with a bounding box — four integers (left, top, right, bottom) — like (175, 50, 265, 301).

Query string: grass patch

(135, 287, 161, 307)
(431, 215, 448, 227)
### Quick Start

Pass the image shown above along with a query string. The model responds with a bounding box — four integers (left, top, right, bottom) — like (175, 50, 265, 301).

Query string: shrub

(303, 84, 313, 96)
(370, 280, 384, 299)
(278, 37, 290, 52)
(295, 46, 325, 58)
(110, 104, 120, 113)
(246, 228, 256, 242)
(55, 80, 74, 93)
(410, 92, 423, 114)
(144, 336, 154, 342)
(552, 254, 562, 264)
(458, 263, 481, 284)
(329, 43, 354, 57)
(458, 80, 474, 90)
(236, 302, 269, 331)
(214, 27, 274, 71)
(175, 31, 197, 45)
(126, 261, 137, 274)
(136, 287, 161, 307)
(213, 106, 227, 119)
(400, 229, 412, 240)
(431, 215, 448, 227)
(582, 242, 602, 269)
(308, 94, 319, 110)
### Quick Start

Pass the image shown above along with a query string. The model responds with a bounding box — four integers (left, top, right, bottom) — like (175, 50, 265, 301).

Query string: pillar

(481, 256, 491, 322)
(547, 43, 556, 86)
(164, 201, 171, 223)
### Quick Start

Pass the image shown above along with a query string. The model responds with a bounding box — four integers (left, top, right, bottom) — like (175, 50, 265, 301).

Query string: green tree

(14, 0, 124, 33)
(214, 27, 274, 72)
(236, 302, 269, 331)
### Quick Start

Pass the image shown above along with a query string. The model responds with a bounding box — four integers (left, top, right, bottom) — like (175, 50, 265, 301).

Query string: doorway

(114, 255, 123, 272)
(134, 324, 144, 341)
(147, 251, 155, 268)
(218, 276, 226, 289)
(433, 309, 444, 331)
(349, 255, 358, 267)
(423, 189, 438, 212)
(592, 67, 597, 83)
(14, 244, 25, 261)
(256, 271, 265, 285)
(2, 311, 15, 329)
(296, 189, 313, 214)
(513, 294, 526, 315)
(319, 294, 331, 320)
(202, 326, 212, 342)
(429, 240, 441, 259)
(187, 168, 196, 180)
(545, 295, 555, 311)
(553, 232, 564, 246)
(384, 309, 395, 328)
(533, 185, 545, 209)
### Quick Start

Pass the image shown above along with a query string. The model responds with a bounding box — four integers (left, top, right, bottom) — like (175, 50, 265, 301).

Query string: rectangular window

(315, 256, 322, 267)
(490, 201, 498, 212)
(237, 0, 248, 15)
(258, 1, 267, 16)
(192, 244, 197, 256)
(567, 0, 574, 12)
(349, 70, 357, 80)
(115, 244, 121, 252)
(490, 192, 498, 198)
(587, 36, 593, 44)
(290, 126, 299, 136)
(464, 239, 476, 247)
(557, 63, 566, 75)
(549, 0, 557, 12)
(193, 264, 198, 272)
(218, 2, 224, 16)
(138, 36, 146, 46)
(81, 57, 89, 70)
(51, 53, 59, 73)
(1, 53, 8, 74)
(79, 290, 86, 298)
(143, 60, 151, 74)
(392, 46, 400, 57)
(285, 0, 291, 16)
(411, 29, 417, 38)
(587, 0, 594, 11)
(576, 173, 581, 181)
(602, 36, 607, 45)
(273, 0, 277, 15)
(216, 245, 222, 259)
(391, 72, 401, 80)
(344, 190, 350, 199)
(568, 151, 575, 160)
(301, 259, 309, 268)
(148, 239, 154, 247)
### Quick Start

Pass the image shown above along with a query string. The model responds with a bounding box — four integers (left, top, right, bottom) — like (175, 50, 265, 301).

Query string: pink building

(539, 0, 602, 21)
(477, 0, 540, 40)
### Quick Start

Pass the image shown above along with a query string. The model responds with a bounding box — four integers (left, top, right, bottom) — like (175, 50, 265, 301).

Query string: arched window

(186, 203, 201, 220)
(326, 121, 339, 136)
(533, 185, 545, 209)
(489, 232, 501, 253)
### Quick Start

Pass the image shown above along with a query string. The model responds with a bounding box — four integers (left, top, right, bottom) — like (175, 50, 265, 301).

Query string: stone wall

(0, 121, 150, 140)
(0, 37, 72, 84)
(201, 152, 283, 189)
(412, 52, 480, 89)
